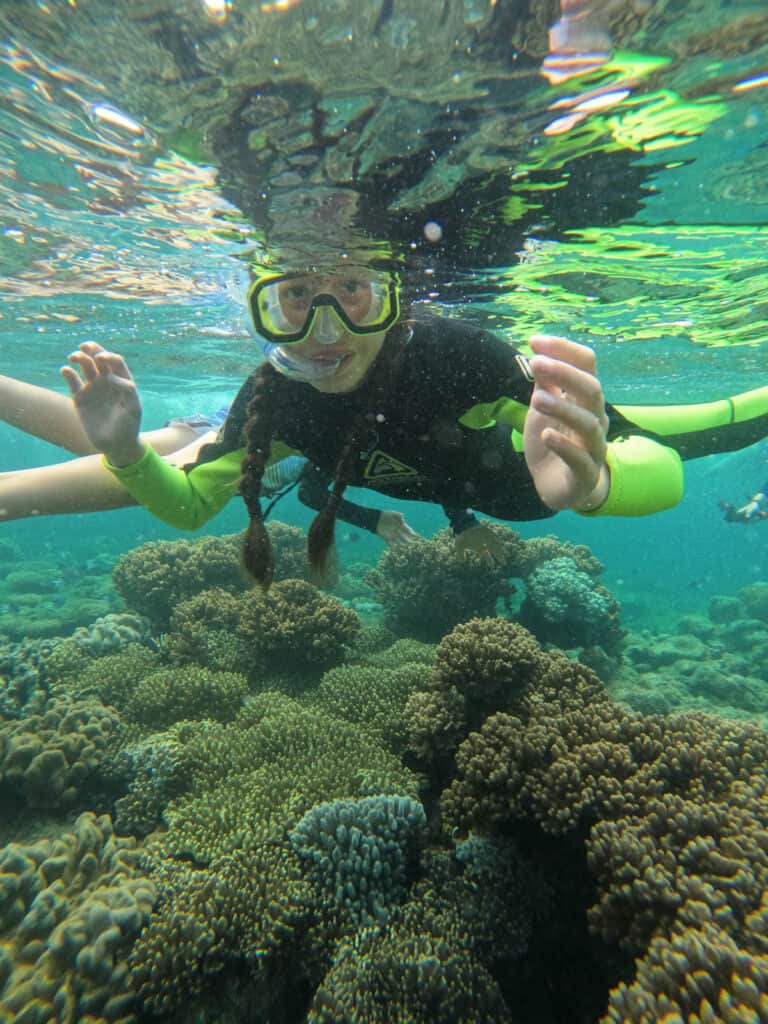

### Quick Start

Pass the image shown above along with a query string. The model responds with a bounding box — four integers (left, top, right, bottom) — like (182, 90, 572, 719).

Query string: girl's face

(293, 327, 387, 393)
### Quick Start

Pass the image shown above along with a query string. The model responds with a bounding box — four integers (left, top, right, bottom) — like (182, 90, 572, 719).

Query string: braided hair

(239, 322, 410, 589)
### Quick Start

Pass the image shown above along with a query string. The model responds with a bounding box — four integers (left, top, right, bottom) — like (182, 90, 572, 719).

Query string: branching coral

(112, 532, 248, 630)
(306, 850, 522, 1024)
(306, 662, 427, 752)
(437, 653, 768, 1023)
(124, 694, 421, 1016)
(366, 526, 521, 640)
(125, 666, 248, 729)
(59, 643, 161, 708)
(113, 725, 202, 836)
(366, 526, 610, 642)
(112, 522, 308, 632)
(129, 841, 314, 1019)
(162, 587, 245, 669)
(238, 578, 360, 677)
(155, 694, 419, 865)
(405, 617, 551, 771)
(602, 922, 768, 1024)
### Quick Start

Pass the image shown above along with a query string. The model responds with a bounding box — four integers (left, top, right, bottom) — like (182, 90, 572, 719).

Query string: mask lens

(248, 269, 399, 344)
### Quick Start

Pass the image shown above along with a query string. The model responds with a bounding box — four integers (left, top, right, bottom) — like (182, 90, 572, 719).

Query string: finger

(67, 350, 100, 383)
(60, 365, 82, 395)
(531, 391, 608, 452)
(530, 356, 605, 415)
(77, 341, 108, 357)
(93, 351, 135, 382)
(529, 334, 597, 374)
(541, 427, 602, 481)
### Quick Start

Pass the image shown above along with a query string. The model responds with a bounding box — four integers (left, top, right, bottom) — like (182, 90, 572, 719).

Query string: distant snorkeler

(721, 479, 768, 523)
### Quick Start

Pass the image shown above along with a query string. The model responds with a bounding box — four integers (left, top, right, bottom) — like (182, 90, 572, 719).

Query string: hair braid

(240, 362, 283, 589)
(307, 322, 411, 586)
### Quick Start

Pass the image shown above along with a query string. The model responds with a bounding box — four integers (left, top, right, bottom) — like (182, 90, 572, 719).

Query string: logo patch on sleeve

(363, 450, 419, 481)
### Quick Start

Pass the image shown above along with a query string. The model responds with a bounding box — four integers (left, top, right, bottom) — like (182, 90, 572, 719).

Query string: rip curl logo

(363, 450, 419, 482)
(515, 354, 534, 382)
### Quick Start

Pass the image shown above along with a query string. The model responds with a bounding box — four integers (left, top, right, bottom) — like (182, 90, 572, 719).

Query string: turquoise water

(1, 3, 768, 1023)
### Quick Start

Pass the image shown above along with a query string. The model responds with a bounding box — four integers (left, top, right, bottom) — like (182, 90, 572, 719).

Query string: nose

(311, 305, 344, 345)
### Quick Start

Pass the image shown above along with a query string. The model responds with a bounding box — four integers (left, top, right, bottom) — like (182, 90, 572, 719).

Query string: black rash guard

(206, 315, 555, 521)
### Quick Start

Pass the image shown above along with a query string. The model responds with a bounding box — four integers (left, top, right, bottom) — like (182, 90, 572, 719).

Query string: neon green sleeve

(104, 444, 243, 529)
(104, 440, 301, 530)
(580, 435, 684, 517)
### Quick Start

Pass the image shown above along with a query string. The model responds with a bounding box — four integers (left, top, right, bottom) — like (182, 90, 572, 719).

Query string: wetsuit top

(107, 315, 686, 529)
(198, 314, 553, 520)
(296, 462, 478, 535)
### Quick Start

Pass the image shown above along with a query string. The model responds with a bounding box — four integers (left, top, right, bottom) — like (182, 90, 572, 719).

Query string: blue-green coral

(525, 557, 610, 624)
(289, 795, 427, 926)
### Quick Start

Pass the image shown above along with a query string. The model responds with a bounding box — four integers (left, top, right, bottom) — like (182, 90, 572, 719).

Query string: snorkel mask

(247, 267, 401, 383)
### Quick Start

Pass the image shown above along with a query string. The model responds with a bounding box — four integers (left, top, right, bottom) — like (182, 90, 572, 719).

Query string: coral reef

(0, 699, 122, 811)
(112, 522, 309, 633)
(129, 841, 314, 1020)
(113, 726, 201, 836)
(366, 525, 613, 644)
(156, 693, 419, 865)
(0, 812, 155, 1024)
(602, 922, 768, 1023)
(405, 617, 553, 772)
(306, 660, 427, 752)
(112, 532, 248, 631)
(438, 645, 768, 1023)
(70, 613, 151, 656)
(366, 526, 521, 640)
(0, 558, 120, 642)
(0, 637, 59, 719)
(306, 836, 536, 1024)
(238, 579, 360, 678)
(520, 556, 625, 656)
(162, 587, 245, 669)
(614, 584, 768, 720)
(124, 666, 248, 729)
(289, 795, 427, 926)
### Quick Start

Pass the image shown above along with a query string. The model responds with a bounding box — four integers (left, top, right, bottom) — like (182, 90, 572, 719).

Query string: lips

(309, 350, 353, 367)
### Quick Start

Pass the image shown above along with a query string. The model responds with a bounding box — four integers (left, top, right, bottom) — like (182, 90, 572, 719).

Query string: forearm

(0, 457, 138, 521)
(443, 507, 479, 534)
(106, 444, 241, 529)
(579, 436, 684, 517)
(0, 376, 98, 455)
(298, 467, 381, 533)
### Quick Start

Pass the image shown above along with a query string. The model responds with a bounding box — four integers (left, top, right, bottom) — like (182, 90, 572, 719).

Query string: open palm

(61, 342, 144, 466)
(523, 334, 609, 512)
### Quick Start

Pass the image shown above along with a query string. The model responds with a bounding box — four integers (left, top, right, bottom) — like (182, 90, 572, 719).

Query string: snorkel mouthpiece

(261, 340, 344, 383)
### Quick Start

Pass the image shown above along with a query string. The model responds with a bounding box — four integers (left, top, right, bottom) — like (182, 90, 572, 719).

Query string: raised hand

(524, 334, 610, 512)
(61, 342, 145, 467)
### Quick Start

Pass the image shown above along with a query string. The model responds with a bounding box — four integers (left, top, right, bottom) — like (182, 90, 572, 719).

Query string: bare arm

(0, 430, 215, 522)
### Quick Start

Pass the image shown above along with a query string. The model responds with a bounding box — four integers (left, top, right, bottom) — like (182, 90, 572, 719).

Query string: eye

(285, 283, 311, 303)
(340, 278, 367, 296)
